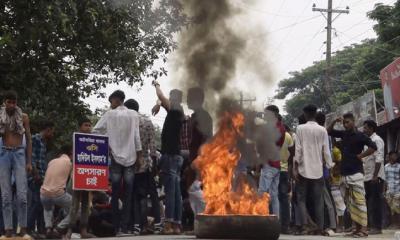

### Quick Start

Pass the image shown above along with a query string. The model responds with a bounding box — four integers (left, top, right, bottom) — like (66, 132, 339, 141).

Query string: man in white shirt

(293, 104, 333, 235)
(93, 90, 142, 236)
(363, 120, 385, 235)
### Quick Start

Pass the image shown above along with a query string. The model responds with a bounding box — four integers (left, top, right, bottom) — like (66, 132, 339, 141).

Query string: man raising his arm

(327, 113, 376, 238)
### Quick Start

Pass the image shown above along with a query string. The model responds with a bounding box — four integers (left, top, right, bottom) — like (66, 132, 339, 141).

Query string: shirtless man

(0, 90, 32, 239)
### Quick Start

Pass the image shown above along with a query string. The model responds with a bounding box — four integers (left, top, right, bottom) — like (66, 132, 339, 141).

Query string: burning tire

(195, 214, 280, 239)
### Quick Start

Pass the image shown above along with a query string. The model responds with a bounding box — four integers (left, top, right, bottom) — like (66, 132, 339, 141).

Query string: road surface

(72, 230, 397, 240)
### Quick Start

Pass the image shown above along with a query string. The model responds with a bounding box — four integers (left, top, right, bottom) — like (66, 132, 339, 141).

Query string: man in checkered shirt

(28, 121, 55, 236)
(385, 151, 400, 227)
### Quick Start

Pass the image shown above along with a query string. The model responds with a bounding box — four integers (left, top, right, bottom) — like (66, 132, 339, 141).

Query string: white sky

(85, 0, 395, 127)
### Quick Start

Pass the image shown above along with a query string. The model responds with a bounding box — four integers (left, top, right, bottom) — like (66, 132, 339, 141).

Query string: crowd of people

(0, 83, 399, 240)
(275, 105, 400, 238)
(0, 81, 213, 240)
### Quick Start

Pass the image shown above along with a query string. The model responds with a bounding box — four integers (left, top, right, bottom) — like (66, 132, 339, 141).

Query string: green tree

(154, 124, 162, 150)
(0, 0, 186, 143)
(368, 1, 400, 47)
(276, 41, 383, 122)
(276, 1, 400, 128)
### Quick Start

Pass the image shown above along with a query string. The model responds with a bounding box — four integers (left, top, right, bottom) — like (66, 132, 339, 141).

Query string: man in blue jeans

(258, 105, 285, 217)
(93, 90, 142, 236)
(152, 81, 184, 234)
(124, 99, 162, 235)
(28, 120, 55, 236)
(0, 90, 33, 240)
(40, 144, 73, 239)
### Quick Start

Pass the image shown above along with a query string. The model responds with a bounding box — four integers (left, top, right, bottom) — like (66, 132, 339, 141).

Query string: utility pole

(239, 92, 256, 108)
(313, 1, 349, 109)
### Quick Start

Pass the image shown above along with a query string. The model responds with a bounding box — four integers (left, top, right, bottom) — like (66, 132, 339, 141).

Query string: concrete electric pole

(313, 1, 349, 109)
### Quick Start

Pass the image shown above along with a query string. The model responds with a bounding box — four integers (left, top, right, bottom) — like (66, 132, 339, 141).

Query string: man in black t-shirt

(327, 112, 376, 238)
(185, 87, 212, 217)
(152, 81, 184, 235)
(184, 87, 213, 188)
(187, 87, 213, 163)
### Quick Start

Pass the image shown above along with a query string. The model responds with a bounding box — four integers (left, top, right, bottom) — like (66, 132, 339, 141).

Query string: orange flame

(194, 111, 270, 215)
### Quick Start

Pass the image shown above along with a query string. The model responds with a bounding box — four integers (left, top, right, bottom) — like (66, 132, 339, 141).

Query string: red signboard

(380, 57, 400, 121)
(74, 164, 109, 191)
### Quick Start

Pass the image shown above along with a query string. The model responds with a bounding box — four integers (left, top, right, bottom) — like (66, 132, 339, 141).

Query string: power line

(269, 30, 333, 50)
(327, 70, 384, 108)
(270, 0, 314, 58)
(231, 0, 303, 18)
(333, 29, 374, 50)
(348, 73, 385, 109)
(333, 33, 379, 80)
(341, 19, 372, 33)
(269, 0, 287, 27)
(312, 0, 350, 109)
(327, 34, 400, 92)
(249, 15, 322, 40)
(334, 35, 400, 66)
(336, 30, 400, 55)
(304, 0, 395, 105)
(329, 36, 400, 110)
(336, 35, 380, 95)
(285, 26, 400, 89)
(328, 0, 400, 53)
(269, 15, 321, 33)
(286, 25, 326, 71)
(331, 78, 378, 84)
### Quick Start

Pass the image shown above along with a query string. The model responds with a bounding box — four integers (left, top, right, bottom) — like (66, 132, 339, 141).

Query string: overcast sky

(85, 0, 395, 127)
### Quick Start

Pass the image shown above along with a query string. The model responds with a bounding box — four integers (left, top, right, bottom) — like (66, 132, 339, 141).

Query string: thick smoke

(173, 0, 274, 110)
(176, 1, 243, 93)
(173, 0, 280, 166)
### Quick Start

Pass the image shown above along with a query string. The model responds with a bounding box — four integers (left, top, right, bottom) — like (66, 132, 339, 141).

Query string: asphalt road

(72, 230, 398, 240)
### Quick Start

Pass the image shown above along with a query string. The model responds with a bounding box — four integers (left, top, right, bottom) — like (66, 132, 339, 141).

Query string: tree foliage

(0, 0, 186, 143)
(276, 1, 400, 128)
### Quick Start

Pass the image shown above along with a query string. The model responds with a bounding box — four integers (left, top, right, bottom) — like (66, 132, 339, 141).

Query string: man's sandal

(350, 231, 368, 238)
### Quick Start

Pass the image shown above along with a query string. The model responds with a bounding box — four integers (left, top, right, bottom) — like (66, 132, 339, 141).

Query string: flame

(194, 111, 270, 215)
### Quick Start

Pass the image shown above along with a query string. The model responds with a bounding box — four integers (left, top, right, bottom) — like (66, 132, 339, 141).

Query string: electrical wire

(333, 28, 375, 50)
(249, 14, 322, 40)
(270, 0, 314, 58)
(269, 0, 287, 28)
(336, 35, 400, 67)
(231, 0, 302, 18)
(286, 25, 326, 71)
